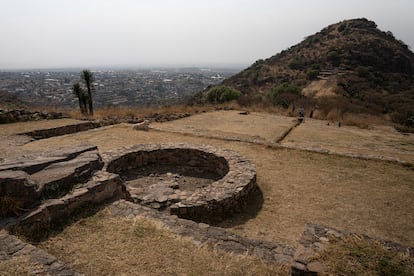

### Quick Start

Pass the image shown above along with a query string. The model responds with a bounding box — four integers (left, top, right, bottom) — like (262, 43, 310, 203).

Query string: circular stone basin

(102, 143, 257, 223)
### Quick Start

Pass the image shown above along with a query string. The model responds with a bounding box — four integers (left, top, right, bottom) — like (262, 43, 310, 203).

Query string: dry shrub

(326, 108, 342, 122)
(342, 113, 388, 129)
(316, 236, 414, 275)
(0, 195, 21, 218)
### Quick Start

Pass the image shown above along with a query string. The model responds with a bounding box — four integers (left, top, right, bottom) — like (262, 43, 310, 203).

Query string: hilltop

(218, 18, 414, 128)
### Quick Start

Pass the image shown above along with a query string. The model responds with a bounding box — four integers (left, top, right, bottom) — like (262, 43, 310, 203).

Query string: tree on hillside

(82, 69, 94, 115)
(72, 82, 87, 115)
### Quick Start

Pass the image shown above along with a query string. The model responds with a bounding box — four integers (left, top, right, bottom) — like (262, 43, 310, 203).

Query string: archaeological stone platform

(102, 143, 257, 223)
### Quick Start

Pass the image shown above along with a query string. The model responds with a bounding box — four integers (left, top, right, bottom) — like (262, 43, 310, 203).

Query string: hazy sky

(1, 0, 413, 69)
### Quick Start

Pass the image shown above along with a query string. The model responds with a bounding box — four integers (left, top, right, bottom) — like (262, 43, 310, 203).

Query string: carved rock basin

(102, 143, 257, 223)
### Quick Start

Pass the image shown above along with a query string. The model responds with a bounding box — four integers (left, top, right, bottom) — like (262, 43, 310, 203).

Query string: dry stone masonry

(109, 200, 295, 265)
(0, 109, 67, 124)
(102, 143, 257, 223)
(1, 141, 413, 275)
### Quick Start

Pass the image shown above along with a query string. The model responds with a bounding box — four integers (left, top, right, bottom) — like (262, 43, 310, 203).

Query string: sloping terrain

(219, 18, 414, 127)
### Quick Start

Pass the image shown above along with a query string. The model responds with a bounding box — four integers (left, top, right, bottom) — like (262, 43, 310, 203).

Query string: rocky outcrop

(0, 145, 105, 219)
(0, 109, 67, 124)
(0, 171, 38, 217)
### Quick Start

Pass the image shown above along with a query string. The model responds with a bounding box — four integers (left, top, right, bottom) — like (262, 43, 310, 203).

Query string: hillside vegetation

(206, 18, 414, 129)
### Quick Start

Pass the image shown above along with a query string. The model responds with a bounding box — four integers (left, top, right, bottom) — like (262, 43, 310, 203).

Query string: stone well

(102, 143, 257, 223)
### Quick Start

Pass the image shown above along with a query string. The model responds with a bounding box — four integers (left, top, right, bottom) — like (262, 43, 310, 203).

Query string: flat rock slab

(0, 144, 99, 174)
(31, 149, 103, 198)
(0, 144, 104, 219)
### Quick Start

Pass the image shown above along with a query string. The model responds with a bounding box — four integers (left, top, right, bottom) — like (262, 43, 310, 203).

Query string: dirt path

(13, 114, 414, 247)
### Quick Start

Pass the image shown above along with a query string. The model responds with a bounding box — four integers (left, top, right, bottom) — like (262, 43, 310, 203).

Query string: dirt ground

(3, 110, 411, 248)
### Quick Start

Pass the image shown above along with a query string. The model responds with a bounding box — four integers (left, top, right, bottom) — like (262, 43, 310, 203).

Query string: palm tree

(72, 82, 86, 115)
(82, 69, 94, 115)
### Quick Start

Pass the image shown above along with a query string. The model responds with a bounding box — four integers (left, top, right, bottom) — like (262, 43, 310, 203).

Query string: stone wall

(0, 109, 67, 124)
(21, 121, 107, 140)
(102, 143, 257, 224)
(11, 171, 123, 237)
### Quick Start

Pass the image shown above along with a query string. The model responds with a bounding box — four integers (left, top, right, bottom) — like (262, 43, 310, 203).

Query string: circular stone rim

(101, 143, 257, 223)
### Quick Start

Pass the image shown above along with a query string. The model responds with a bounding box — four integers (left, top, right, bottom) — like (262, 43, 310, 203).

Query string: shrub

(307, 69, 320, 80)
(268, 82, 301, 97)
(337, 23, 347, 33)
(267, 82, 301, 108)
(288, 57, 302, 70)
(327, 50, 341, 66)
(205, 86, 242, 104)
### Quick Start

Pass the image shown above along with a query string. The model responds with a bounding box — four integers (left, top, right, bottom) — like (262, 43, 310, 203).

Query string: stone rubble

(291, 224, 414, 275)
(0, 109, 68, 124)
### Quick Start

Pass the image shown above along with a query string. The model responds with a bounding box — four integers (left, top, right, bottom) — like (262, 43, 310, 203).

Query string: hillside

(220, 18, 414, 128)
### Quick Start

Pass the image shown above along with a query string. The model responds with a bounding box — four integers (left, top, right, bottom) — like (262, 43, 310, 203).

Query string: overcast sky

(0, 0, 413, 69)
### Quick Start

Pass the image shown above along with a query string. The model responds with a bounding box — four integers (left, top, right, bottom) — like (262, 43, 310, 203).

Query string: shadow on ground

(214, 185, 264, 228)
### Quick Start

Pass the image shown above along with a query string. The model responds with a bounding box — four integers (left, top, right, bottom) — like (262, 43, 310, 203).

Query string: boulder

(0, 170, 39, 218)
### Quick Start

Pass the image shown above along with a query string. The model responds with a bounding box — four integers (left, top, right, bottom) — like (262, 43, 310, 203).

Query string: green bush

(268, 82, 301, 98)
(307, 69, 320, 80)
(337, 24, 347, 33)
(205, 86, 242, 104)
(267, 82, 301, 108)
(288, 57, 302, 70)
(328, 50, 341, 66)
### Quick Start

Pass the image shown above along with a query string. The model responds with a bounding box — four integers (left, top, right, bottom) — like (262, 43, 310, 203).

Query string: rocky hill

(220, 18, 414, 128)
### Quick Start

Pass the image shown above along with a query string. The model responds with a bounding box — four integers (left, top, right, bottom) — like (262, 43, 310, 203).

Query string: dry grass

(316, 236, 414, 275)
(64, 104, 222, 121)
(3, 110, 414, 273)
(151, 110, 297, 143)
(22, 119, 414, 247)
(283, 118, 414, 163)
(0, 255, 46, 275)
(341, 113, 389, 129)
(37, 209, 288, 275)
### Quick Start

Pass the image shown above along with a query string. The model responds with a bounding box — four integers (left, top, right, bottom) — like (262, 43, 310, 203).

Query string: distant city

(0, 68, 240, 108)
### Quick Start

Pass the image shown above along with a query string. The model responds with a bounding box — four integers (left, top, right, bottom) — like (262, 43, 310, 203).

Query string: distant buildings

(0, 68, 237, 108)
